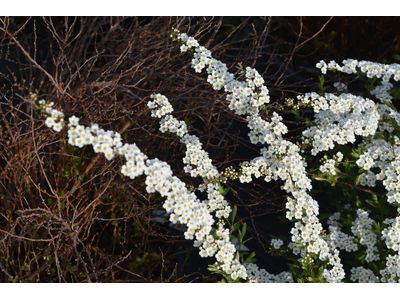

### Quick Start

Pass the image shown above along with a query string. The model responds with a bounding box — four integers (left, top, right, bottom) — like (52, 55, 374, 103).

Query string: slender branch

(0, 262, 15, 283)
(311, 173, 385, 198)
(0, 26, 64, 96)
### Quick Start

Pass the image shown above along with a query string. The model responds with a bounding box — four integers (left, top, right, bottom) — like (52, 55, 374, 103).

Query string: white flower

(90, 123, 99, 133)
(104, 149, 115, 161)
(45, 117, 55, 128)
(93, 143, 102, 153)
(180, 44, 188, 52)
(53, 122, 63, 132)
(69, 116, 79, 126)
(75, 137, 84, 148)
(100, 143, 111, 153)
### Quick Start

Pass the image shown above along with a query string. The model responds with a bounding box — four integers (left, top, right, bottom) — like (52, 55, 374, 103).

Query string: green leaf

(319, 75, 324, 86)
(230, 205, 237, 224)
(221, 187, 230, 196)
(354, 175, 361, 186)
(244, 252, 257, 264)
(370, 262, 380, 274)
(277, 215, 287, 223)
(232, 222, 241, 232)
(241, 223, 247, 241)
(292, 108, 300, 116)
(236, 62, 243, 70)
(356, 252, 367, 262)
(294, 242, 304, 248)
(343, 214, 353, 227)
(207, 264, 220, 273)
(373, 221, 381, 234)
(350, 150, 360, 159)
(242, 237, 253, 245)
(314, 176, 327, 181)
(365, 199, 378, 208)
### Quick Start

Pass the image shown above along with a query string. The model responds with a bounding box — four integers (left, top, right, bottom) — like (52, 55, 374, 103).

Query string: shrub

(2, 16, 400, 283)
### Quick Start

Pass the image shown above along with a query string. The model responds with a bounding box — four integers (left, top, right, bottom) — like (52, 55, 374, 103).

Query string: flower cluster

(350, 266, 380, 283)
(326, 212, 358, 252)
(321, 249, 345, 283)
(271, 238, 284, 249)
(380, 253, 400, 282)
(148, 94, 174, 118)
(67, 118, 124, 161)
(333, 82, 347, 92)
(299, 92, 380, 156)
(176, 31, 400, 283)
(147, 94, 220, 181)
(316, 58, 400, 104)
(317, 58, 400, 81)
(40, 95, 251, 280)
(173, 28, 348, 282)
(147, 93, 257, 278)
(319, 152, 343, 175)
(353, 136, 400, 198)
(351, 209, 379, 262)
(245, 263, 294, 283)
(311, 58, 400, 281)
(381, 209, 400, 252)
(41, 99, 65, 132)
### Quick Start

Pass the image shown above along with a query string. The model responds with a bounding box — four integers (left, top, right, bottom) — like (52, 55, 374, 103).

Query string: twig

(0, 262, 15, 283)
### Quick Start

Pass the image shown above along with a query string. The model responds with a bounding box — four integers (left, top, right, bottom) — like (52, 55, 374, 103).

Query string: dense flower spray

(171, 28, 347, 282)
(35, 27, 400, 282)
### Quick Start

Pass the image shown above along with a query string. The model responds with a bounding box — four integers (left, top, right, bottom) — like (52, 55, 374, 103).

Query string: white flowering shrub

(27, 27, 400, 283)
